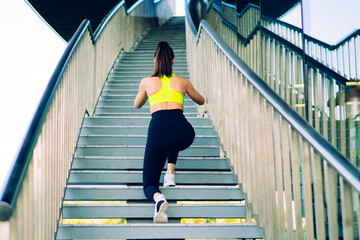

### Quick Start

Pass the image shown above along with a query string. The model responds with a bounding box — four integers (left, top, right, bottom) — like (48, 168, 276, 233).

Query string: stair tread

(62, 203, 246, 219)
(57, 223, 263, 239)
(58, 20, 262, 240)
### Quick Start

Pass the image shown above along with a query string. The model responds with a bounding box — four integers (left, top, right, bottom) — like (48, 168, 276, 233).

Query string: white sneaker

(153, 194, 168, 223)
(163, 173, 175, 187)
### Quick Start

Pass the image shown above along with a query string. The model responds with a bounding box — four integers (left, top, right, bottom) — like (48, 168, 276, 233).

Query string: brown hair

(152, 41, 174, 77)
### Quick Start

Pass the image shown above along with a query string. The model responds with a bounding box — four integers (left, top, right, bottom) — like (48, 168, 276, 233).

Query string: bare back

(134, 74, 205, 113)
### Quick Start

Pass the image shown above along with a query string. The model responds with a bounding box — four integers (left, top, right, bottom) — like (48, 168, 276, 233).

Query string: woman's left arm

(134, 80, 148, 108)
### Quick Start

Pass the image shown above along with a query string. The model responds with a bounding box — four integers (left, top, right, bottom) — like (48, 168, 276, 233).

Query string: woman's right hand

(186, 80, 205, 105)
(134, 79, 148, 109)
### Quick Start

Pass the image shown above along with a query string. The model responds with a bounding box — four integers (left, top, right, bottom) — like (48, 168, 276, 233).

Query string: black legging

(143, 109, 195, 200)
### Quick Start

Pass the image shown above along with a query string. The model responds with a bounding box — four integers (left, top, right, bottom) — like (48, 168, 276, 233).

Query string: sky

(0, 0, 66, 192)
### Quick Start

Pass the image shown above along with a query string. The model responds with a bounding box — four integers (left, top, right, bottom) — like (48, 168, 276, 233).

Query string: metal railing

(0, 0, 175, 239)
(262, 16, 360, 81)
(199, 0, 360, 167)
(186, 1, 360, 239)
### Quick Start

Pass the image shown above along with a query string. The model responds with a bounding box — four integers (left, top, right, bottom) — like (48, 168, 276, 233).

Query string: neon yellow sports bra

(148, 73, 184, 107)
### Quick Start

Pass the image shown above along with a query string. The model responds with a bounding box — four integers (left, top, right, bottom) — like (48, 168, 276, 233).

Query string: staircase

(56, 17, 263, 240)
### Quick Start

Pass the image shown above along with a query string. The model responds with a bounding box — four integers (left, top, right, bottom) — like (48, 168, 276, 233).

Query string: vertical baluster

(284, 49, 290, 105)
(270, 39, 275, 90)
(275, 42, 280, 95)
(346, 41, 351, 79)
(296, 56, 305, 117)
(299, 138, 315, 238)
(289, 129, 304, 239)
(238, 71, 247, 188)
(324, 162, 339, 239)
(313, 69, 320, 134)
(322, 75, 329, 141)
(338, 46, 344, 76)
(257, 31, 261, 76)
(273, 112, 286, 239)
(340, 179, 354, 240)
(30, 155, 34, 239)
(264, 103, 279, 239)
(339, 84, 346, 156)
(244, 78, 251, 200)
(233, 69, 240, 178)
(254, 91, 264, 228)
(307, 67, 314, 126)
(44, 120, 49, 239)
(265, 36, 271, 85)
(310, 148, 326, 239)
(248, 84, 258, 216)
(280, 45, 286, 100)
(259, 97, 271, 236)
(281, 119, 295, 240)
(290, 52, 295, 108)
(348, 93, 356, 165)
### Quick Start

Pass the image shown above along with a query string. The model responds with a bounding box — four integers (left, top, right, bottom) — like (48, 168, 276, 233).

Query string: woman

(134, 41, 205, 223)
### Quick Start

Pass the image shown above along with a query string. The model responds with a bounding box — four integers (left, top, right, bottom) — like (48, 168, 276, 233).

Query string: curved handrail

(205, 0, 350, 85)
(185, 0, 198, 37)
(93, 0, 125, 41)
(186, 0, 360, 193)
(237, 3, 259, 17)
(0, 19, 92, 212)
(0, 0, 135, 216)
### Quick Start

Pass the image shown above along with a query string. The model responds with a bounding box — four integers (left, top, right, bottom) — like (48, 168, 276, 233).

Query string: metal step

(95, 113, 199, 117)
(57, 223, 263, 239)
(78, 135, 218, 145)
(94, 106, 198, 114)
(62, 203, 246, 219)
(113, 62, 188, 67)
(80, 126, 215, 136)
(64, 185, 245, 201)
(76, 145, 220, 157)
(111, 67, 189, 72)
(71, 156, 230, 170)
(122, 51, 187, 56)
(82, 116, 212, 126)
(96, 99, 196, 107)
(98, 94, 170, 100)
(114, 60, 188, 66)
(98, 95, 197, 101)
(68, 170, 237, 185)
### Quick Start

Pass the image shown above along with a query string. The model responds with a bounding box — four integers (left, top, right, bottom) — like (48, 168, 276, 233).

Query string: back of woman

(134, 41, 204, 223)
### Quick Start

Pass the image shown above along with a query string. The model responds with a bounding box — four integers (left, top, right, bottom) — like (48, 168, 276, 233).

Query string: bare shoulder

(173, 75, 190, 85)
(141, 76, 157, 85)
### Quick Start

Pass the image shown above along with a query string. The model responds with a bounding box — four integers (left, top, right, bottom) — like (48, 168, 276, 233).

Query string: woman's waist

(151, 108, 184, 117)
(150, 102, 184, 115)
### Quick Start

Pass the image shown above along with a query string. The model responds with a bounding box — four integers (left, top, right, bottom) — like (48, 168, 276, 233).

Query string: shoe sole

(153, 201, 169, 223)
(163, 183, 176, 187)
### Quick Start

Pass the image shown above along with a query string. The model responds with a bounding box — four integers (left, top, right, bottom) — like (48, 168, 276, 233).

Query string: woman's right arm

(186, 80, 205, 105)
(134, 79, 148, 109)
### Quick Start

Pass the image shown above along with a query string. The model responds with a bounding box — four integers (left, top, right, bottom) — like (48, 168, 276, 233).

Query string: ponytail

(152, 41, 174, 77)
